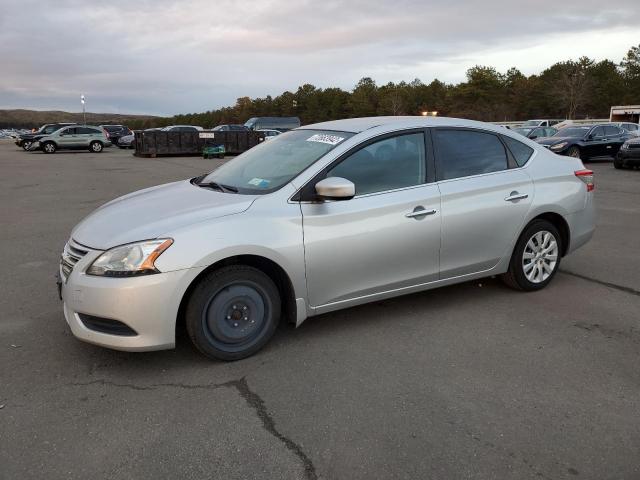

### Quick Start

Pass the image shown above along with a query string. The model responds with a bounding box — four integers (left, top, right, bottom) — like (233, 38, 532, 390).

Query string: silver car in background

(59, 117, 595, 360)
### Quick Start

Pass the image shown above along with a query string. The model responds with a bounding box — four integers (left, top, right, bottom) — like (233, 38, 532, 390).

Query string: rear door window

(434, 129, 509, 180)
(604, 126, 621, 136)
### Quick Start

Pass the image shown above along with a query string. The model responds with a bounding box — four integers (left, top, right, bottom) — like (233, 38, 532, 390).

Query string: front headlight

(621, 142, 630, 150)
(550, 142, 568, 150)
(87, 239, 173, 277)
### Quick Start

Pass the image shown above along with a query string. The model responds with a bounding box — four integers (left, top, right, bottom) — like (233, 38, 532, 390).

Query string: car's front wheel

(89, 141, 103, 153)
(42, 142, 56, 154)
(185, 265, 281, 361)
(566, 146, 582, 159)
(501, 219, 562, 291)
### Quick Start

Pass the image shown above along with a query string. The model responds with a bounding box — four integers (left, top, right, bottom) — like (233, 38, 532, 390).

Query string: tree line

(128, 44, 638, 130)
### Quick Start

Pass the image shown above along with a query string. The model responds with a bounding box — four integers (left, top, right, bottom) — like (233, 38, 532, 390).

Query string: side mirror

(587, 134, 594, 140)
(315, 177, 355, 201)
(530, 135, 538, 140)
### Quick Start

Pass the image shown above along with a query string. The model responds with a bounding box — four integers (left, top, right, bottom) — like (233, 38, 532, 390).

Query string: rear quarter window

(502, 135, 534, 167)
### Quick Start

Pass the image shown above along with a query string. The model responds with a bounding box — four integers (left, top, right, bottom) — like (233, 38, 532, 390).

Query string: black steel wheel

(185, 265, 281, 361)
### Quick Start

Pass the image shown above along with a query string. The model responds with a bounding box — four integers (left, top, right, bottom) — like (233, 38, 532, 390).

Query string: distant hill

(0, 109, 162, 129)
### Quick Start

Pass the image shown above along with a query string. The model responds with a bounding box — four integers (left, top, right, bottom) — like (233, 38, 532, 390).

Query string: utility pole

(81, 95, 86, 125)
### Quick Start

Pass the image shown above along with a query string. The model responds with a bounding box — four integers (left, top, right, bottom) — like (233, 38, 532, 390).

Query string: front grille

(61, 239, 89, 280)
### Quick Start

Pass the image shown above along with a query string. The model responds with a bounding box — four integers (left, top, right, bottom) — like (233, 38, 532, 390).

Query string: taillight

(103, 129, 110, 138)
(575, 169, 594, 192)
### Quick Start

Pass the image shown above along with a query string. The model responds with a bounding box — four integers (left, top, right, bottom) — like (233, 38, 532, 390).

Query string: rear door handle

(405, 207, 437, 219)
(504, 192, 528, 202)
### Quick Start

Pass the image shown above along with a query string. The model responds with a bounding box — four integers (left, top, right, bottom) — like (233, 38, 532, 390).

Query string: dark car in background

(536, 124, 629, 160)
(513, 126, 557, 140)
(16, 123, 76, 150)
(212, 124, 248, 131)
(615, 136, 640, 169)
(100, 125, 131, 145)
(244, 116, 300, 131)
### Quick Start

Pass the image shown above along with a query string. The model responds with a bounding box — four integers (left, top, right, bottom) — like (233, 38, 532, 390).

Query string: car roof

(299, 116, 514, 134)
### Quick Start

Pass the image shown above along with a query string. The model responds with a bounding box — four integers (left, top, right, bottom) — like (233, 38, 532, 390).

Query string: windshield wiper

(196, 181, 238, 193)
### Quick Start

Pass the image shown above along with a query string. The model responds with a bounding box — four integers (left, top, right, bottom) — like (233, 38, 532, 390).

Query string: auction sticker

(248, 178, 271, 188)
(306, 134, 345, 146)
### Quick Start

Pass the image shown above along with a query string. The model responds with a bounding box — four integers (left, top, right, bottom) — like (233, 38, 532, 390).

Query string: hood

(624, 136, 640, 145)
(21, 132, 45, 140)
(536, 136, 576, 146)
(71, 180, 256, 250)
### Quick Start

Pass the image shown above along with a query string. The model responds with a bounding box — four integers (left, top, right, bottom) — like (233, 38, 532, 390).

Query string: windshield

(523, 120, 541, 127)
(200, 129, 354, 194)
(553, 127, 590, 138)
(42, 125, 60, 134)
(514, 128, 533, 136)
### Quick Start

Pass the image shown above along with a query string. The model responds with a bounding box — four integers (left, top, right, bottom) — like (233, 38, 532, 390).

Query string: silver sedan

(59, 117, 595, 360)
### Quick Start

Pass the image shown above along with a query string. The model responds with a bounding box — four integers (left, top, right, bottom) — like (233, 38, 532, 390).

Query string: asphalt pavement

(1, 141, 639, 480)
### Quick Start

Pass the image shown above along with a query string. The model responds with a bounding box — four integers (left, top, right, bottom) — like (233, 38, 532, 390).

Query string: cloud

(0, 0, 638, 115)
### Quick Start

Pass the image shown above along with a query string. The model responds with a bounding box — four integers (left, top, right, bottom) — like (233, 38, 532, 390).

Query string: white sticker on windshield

(248, 178, 271, 188)
(306, 134, 345, 146)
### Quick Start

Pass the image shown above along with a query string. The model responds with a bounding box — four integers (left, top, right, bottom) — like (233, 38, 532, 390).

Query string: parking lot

(1, 140, 639, 479)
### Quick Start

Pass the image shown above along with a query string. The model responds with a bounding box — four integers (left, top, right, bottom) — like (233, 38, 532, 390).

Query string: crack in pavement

(559, 270, 640, 297)
(67, 377, 317, 480)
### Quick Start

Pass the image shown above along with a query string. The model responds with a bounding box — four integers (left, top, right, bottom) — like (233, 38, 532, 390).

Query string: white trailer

(610, 105, 640, 124)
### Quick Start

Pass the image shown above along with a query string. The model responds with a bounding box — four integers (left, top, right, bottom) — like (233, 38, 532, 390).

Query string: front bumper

(617, 148, 640, 165)
(60, 245, 205, 351)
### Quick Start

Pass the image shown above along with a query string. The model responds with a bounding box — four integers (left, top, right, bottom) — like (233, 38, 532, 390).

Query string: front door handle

(504, 192, 529, 202)
(405, 206, 437, 219)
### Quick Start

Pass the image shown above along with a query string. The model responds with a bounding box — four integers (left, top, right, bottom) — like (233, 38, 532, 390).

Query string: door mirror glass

(315, 177, 355, 200)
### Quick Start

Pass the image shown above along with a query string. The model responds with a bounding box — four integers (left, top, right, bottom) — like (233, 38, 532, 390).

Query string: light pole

(81, 95, 86, 125)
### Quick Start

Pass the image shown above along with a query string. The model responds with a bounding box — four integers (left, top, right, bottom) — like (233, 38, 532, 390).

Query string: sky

(0, 0, 638, 116)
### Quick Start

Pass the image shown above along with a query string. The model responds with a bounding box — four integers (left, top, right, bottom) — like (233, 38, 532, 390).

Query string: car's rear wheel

(22, 141, 32, 151)
(566, 146, 581, 159)
(613, 157, 625, 169)
(501, 219, 562, 291)
(90, 141, 103, 153)
(42, 142, 56, 154)
(185, 265, 281, 361)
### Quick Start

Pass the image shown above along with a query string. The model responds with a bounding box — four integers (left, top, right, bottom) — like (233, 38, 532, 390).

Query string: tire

(22, 141, 32, 151)
(89, 141, 103, 153)
(613, 157, 625, 169)
(42, 142, 56, 154)
(501, 219, 562, 291)
(566, 146, 582, 159)
(185, 265, 281, 361)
